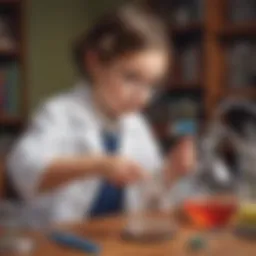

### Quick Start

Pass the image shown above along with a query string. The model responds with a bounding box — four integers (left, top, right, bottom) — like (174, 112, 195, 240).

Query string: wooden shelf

(172, 22, 203, 35)
(0, 115, 23, 126)
(0, 0, 20, 4)
(0, 48, 18, 57)
(220, 23, 256, 38)
(169, 80, 202, 90)
(224, 87, 256, 99)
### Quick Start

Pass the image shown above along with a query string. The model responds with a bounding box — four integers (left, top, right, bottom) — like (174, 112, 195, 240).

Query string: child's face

(90, 50, 168, 117)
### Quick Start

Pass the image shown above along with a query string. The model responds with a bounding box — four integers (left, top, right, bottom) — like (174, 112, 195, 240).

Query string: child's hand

(100, 156, 149, 186)
(164, 136, 197, 185)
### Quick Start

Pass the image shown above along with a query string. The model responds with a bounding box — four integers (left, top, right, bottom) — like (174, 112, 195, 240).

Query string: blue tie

(89, 131, 124, 217)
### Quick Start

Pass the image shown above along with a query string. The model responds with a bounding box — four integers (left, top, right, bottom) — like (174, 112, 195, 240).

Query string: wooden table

(32, 216, 256, 256)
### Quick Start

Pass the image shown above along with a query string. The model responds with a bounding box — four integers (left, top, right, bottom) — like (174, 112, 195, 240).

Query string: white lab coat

(7, 82, 163, 224)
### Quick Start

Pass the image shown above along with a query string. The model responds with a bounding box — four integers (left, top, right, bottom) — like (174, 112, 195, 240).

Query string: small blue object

(49, 231, 101, 254)
(173, 119, 197, 136)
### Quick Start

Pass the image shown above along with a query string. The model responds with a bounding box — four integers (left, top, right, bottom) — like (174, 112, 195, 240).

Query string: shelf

(0, 0, 20, 4)
(0, 48, 18, 58)
(169, 80, 202, 90)
(0, 115, 23, 126)
(220, 23, 256, 38)
(224, 87, 256, 99)
(172, 22, 203, 35)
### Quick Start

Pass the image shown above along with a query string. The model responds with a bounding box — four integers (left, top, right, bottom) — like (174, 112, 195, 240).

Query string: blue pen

(49, 231, 101, 255)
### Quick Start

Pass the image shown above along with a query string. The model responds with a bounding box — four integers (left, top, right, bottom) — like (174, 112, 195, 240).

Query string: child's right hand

(100, 156, 149, 186)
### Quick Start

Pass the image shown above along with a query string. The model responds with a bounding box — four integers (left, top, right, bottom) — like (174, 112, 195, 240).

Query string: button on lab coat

(7, 82, 163, 224)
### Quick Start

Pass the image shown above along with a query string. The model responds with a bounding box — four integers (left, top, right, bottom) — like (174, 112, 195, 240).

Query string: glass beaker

(181, 148, 238, 229)
(123, 173, 177, 242)
(0, 201, 35, 256)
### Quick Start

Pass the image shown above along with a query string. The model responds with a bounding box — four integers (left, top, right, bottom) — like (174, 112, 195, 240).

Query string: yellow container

(237, 202, 256, 226)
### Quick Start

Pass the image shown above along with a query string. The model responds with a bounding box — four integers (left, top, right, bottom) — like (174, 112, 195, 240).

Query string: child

(8, 3, 196, 223)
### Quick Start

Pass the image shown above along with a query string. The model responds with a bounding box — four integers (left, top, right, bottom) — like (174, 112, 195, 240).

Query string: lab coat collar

(73, 80, 137, 135)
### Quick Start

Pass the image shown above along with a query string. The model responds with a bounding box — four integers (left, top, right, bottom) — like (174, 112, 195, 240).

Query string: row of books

(152, 0, 203, 24)
(173, 39, 255, 87)
(229, 0, 256, 23)
(0, 62, 20, 116)
(228, 41, 256, 88)
(155, 0, 256, 25)
(176, 42, 201, 83)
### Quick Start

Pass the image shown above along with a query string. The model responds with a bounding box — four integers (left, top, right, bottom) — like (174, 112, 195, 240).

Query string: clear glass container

(0, 201, 50, 256)
(123, 173, 177, 242)
(0, 201, 35, 256)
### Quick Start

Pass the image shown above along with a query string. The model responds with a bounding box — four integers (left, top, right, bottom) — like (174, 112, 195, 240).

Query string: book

(6, 62, 20, 116)
(0, 68, 5, 110)
(1, 61, 20, 116)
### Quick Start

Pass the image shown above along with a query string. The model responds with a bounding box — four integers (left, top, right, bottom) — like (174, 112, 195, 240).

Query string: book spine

(2, 66, 8, 115)
(0, 68, 5, 112)
(6, 62, 19, 116)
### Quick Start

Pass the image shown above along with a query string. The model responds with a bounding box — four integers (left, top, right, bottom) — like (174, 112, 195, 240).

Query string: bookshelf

(172, 22, 203, 35)
(146, 0, 256, 142)
(0, 114, 22, 125)
(0, 48, 18, 56)
(224, 88, 256, 99)
(0, 0, 25, 198)
(220, 24, 256, 38)
(170, 80, 202, 90)
(0, 0, 20, 4)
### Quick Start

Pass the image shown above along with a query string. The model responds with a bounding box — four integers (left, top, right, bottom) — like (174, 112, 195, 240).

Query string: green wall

(27, 0, 123, 112)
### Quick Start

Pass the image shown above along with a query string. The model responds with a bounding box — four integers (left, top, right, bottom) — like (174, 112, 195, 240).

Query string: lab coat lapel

(72, 83, 104, 153)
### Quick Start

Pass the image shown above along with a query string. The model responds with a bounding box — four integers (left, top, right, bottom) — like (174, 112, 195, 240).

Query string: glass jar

(236, 141, 256, 237)
(0, 201, 34, 256)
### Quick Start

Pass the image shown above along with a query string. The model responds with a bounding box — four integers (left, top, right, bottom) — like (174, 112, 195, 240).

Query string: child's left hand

(164, 136, 197, 186)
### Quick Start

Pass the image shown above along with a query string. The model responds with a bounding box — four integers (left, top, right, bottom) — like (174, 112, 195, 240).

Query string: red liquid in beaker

(184, 197, 237, 229)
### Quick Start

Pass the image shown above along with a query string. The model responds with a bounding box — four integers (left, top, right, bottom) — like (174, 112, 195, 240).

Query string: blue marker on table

(49, 231, 101, 255)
